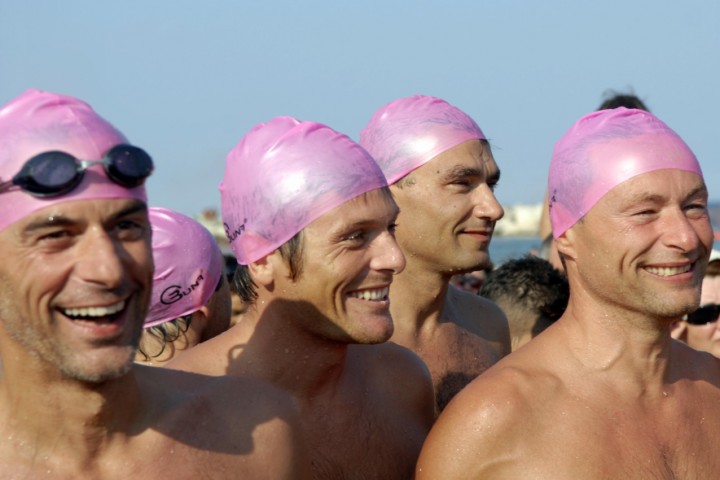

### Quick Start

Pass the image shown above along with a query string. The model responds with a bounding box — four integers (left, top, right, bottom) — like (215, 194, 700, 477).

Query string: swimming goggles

(0, 144, 153, 198)
(685, 303, 720, 325)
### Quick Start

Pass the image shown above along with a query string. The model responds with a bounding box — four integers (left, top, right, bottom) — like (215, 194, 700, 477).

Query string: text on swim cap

(160, 274, 206, 305)
(224, 219, 247, 244)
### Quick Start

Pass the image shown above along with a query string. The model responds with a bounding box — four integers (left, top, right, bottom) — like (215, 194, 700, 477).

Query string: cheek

(689, 325, 716, 341)
(126, 244, 154, 281)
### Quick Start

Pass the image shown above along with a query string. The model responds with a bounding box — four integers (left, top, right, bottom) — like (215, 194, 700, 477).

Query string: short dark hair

(597, 90, 649, 112)
(479, 255, 569, 338)
(233, 230, 305, 304)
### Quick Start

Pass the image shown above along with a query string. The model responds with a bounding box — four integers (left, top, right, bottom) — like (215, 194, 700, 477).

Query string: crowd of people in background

(0, 87, 718, 479)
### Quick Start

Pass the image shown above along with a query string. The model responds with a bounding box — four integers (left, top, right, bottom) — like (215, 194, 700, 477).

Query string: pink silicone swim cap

(549, 107, 703, 238)
(359, 95, 486, 185)
(0, 89, 148, 233)
(220, 116, 387, 264)
(145, 207, 225, 328)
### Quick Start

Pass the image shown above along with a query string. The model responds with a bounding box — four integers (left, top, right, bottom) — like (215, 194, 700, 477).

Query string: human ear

(248, 250, 283, 287)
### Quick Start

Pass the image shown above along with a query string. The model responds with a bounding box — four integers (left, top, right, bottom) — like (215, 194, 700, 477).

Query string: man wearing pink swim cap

(136, 207, 232, 366)
(417, 107, 720, 479)
(360, 94, 511, 411)
(167, 116, 436, 479)
(0, 90, 308, 478)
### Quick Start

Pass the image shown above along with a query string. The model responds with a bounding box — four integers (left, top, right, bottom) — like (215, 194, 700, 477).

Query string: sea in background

(489, 235, 542, 266)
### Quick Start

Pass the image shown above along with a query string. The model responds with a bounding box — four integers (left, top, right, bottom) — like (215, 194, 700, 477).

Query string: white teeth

(349, 287, 389, 301)
(645, 265, 691, 277)
(63, 300, 125, 318)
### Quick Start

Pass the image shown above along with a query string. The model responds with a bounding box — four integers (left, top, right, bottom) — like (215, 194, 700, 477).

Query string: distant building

(494, 203, 542, 237)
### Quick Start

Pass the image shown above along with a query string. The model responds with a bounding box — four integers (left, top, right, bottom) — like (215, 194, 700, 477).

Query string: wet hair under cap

(359, 94, 486, 185)
(548, 107, 702, 238)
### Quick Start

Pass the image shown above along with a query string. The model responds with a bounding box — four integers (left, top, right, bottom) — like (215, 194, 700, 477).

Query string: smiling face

(0, 198, 153, 382)
(271, 188, 405, 344)
(390, 139, 503, 276)
(561, 169, 713, 320)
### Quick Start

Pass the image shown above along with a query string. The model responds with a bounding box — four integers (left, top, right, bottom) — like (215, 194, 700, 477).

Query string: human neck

(559, 300, 675, 387)
(231, 301, 350, 398)
(0, 355, 141, 464)
(389, 258, 452, 330)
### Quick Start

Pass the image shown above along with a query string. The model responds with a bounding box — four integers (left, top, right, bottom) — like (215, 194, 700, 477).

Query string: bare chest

(404, 325, 503, 410)
(0, 432, 254, 479)
(508, 398, 720, 479)
(300, 393, 426, 480)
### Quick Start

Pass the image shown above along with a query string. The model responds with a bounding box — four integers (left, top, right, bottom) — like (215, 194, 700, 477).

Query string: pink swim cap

(0, 89, 148, 233)
(549, 107, 703, 238)
(359, 95, 486, 184)
(220, 116, 387, 264)
(145, 207, 225, 328)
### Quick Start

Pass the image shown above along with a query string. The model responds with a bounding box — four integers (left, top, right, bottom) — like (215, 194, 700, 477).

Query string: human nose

(74, 230, 126, 288)
(371, 232, 406, 275)
(662, 208, 709, 253)
(472, 184, 504, 222)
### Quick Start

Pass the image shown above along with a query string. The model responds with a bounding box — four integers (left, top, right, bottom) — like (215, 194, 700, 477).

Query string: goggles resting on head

(0, 144, 153, 198)
(685, 304, 720, 325)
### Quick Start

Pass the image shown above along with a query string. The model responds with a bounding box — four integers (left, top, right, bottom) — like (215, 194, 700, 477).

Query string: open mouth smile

(62, 300, 126, 322)
(347, 287, 390, 302)
(644, 264, 692, 277)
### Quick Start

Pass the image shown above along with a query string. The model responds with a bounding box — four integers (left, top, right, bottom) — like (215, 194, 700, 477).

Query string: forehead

(5, 198, 148, 235)
(701, 275, 720, 304)
(305, 188, 397, 231)
(595, 169, 706, 209)
(416, 139, 496, 175)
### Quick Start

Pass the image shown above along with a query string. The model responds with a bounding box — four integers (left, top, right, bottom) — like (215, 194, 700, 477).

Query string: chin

(350, 319, 394, 345)
(60, 347, 136, 384)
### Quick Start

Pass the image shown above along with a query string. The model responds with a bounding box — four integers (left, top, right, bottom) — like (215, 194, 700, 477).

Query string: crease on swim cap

(360, 94, 486, 185)
(549, 108, 702, 238)
(220, 116, 387, 264)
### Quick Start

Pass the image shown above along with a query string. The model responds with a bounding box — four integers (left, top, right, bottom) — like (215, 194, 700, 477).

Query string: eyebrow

(441, 165, 501, 183)
(22, 200, 147, 234)
(621, 184, 708, 208)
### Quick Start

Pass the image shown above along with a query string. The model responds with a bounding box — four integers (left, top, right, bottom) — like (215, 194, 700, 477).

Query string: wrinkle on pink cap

(0, 89, 147, 232)
(145, 207, 224, 328)
(549, 107, 702, 238)
(220, 116, 387, 264)
(360, 94, 486, 185)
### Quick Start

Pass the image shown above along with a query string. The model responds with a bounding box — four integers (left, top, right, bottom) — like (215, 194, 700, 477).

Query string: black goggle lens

(686, 304, 720, 325)
(105, 145, 154, 187)
(8, 144, 153, 197)
(14, 152, 83, 196)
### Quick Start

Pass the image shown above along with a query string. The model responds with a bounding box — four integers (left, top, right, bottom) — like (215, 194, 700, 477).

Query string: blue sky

(2, 1, 719, 218)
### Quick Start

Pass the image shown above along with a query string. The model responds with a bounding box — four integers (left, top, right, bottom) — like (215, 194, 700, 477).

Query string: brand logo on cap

(224, 219, 247, 244)
(160, 273, 205, 305)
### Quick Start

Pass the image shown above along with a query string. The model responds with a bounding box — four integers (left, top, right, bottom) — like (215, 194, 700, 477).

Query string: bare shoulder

(166, 325, 245, 376)
(671, 339, 720, 388)
(353, 342, 432, 385)
(350, 343, 436, 420)
(416, 361, 559, 479)
(138, 367, 310, 479)
(449, 286, 511, 351)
